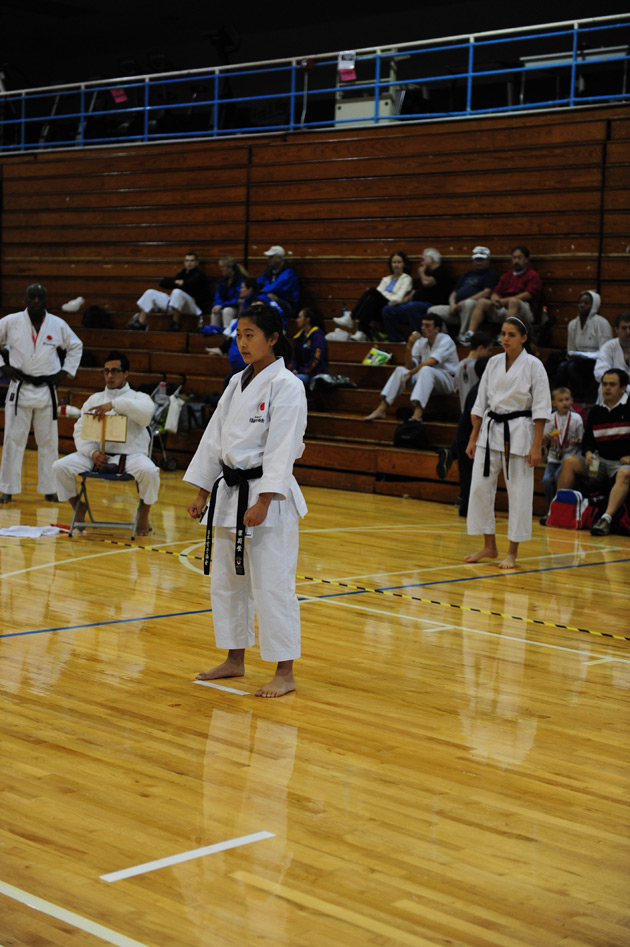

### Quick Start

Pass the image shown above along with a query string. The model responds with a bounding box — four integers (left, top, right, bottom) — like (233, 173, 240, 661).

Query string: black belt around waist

(204, 462, 264, 576)
(484, 409, 532, 478)
(13, 373, 58, 420)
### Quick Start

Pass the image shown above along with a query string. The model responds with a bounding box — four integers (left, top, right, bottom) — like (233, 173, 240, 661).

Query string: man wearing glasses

(53, 351, 159, 536)
(0, 283, 83, 504)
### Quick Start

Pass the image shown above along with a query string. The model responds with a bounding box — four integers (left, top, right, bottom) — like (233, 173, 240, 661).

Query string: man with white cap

(256, 246, 299, 320)
(428, 246, 499, 342)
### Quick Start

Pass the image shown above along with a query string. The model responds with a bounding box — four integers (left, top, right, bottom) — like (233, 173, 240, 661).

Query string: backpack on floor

(547, 489, 604, 530)
(393, 419, 428, 450)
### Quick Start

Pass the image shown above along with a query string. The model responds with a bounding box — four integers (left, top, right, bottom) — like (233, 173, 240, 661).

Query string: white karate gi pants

(136, 288, 201, 316)
(0, 405, 58, 495)
(381, 365, 455, 408)
(467, 448, 534, 543)
(210, 511, 301, 663)
(53, 452, 160, 505)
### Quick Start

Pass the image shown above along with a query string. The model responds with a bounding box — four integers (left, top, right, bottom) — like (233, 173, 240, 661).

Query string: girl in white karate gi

(465, 316, 551, 569)
(185, 305, 307, 697)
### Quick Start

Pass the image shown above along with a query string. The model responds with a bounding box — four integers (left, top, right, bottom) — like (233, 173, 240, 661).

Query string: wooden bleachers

(1, 104, 628, 511)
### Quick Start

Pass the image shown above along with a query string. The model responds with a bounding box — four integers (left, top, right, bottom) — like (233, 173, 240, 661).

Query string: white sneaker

(326, 328, 351, 341)
(62, 296, 85, 312)
(457, 330, 473, 345)
(334, 313, 355, 330)
(350, 330, 368, 342)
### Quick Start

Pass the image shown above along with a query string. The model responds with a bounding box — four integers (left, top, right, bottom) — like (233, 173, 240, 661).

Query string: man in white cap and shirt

(256, 246, 299, 321)
(427, 246, 499, 342)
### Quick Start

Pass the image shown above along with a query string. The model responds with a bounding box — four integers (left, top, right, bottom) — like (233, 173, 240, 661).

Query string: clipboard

(81, 413, 128, 450)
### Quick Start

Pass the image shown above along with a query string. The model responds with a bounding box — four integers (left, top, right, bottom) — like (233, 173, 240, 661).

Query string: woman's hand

(187, 489, 209, 519)
(527, 446, 542, 467)
(243, 492, 275, 527)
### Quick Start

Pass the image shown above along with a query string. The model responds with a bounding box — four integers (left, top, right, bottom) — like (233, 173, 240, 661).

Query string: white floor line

(456, 622, 630, 662)
(193, 679, 249, 695)
(101, 832, 275, 883)
(306, 595, 630, 663)
(0, 538, 197, 582)
(582, 656, 616, 666)
(301, 595, 452, 630)
(300, 521, 458, 534)
(0, 879, 150, 947)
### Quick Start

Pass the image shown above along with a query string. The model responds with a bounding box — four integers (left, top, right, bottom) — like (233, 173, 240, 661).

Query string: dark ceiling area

(1, 1, 628, 91)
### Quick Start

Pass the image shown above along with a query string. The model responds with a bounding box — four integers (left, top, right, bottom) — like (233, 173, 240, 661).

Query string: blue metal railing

(0, 15, 627, 154)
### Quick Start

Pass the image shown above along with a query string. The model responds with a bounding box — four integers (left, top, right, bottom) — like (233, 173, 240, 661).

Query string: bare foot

(498, 554, 517, 570)
(136, 523, 153, 536)
(255, 670, 296, 698)
(465, 544, 499, 563)
(74, 501, 88, 524)
(364, 408, 387, 421)
(196, 659, 245, 681)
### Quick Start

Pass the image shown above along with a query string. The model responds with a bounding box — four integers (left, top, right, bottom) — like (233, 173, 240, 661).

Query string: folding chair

(68, 470, 143, 539)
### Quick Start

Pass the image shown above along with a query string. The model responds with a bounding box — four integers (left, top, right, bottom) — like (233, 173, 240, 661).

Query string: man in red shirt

(463, 245, 542, 342)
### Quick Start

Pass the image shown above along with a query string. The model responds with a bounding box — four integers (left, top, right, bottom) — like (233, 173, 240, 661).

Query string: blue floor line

(2, 557, 627, 639)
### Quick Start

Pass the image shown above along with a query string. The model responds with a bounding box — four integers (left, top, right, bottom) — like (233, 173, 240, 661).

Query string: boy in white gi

(185, 305, 307, 698)
(52, 351, 159, 535)
(0, 283, 83, 503)
(465, 316, 551, 569)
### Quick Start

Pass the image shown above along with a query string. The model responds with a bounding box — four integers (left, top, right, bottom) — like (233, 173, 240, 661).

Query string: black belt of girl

(204, 463, 264, 576)
(484, 410, 532, 478)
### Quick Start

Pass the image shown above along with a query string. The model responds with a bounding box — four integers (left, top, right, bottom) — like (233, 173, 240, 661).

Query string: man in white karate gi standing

(0, 284, 83, 503)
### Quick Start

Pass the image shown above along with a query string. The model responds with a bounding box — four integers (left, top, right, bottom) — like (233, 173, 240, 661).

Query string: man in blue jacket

(256, 246, 299, 320)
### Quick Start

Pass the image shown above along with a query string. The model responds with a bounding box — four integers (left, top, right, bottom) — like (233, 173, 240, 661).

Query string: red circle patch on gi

(258, 402, 265, 411)
(47, 335, 52, 340)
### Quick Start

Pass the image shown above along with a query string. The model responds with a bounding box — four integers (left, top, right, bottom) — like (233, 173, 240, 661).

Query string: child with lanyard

(464, 315, 551, 569)
(539, 386, 584, 526)
(185, 305, 307, 698)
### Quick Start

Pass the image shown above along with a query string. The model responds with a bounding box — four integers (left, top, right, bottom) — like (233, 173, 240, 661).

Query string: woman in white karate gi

(465, 316, 551, 569)
(185, 304, 307, 697)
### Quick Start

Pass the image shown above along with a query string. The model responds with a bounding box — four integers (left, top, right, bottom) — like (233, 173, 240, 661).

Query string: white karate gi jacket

(0, 309, 82, 409)
(184, 358, 307, 528)
(472, 350, 551, 456)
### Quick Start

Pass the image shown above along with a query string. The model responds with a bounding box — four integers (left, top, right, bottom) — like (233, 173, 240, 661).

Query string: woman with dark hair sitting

(334, 251, 413, 342)
(291, 307, 329, 387)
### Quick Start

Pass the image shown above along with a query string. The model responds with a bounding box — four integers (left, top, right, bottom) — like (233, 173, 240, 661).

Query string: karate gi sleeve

(182, 390, 230, 491)
(593, 341, 614, 383)
(530, 358, 552, 421)
(58, 322, 83, 378)
(256, 377, 307, 499)
(113, 391, 155, 428)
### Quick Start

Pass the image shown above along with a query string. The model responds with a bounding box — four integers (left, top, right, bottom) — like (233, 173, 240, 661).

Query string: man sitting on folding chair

(53, 351, 159, 536)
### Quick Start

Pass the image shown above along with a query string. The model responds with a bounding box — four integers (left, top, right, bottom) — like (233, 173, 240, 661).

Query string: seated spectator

(291, 308, 329, 387)
(380, 249, 451, 342)
(52, 351, 159, 536)
(364, 312, 458, 422)
(128, 251, 210, 332)
(453, 355, 490, 517)
(256, 245, 299, 320)
(594, 312, 630, 396)
(555, 368, 630, 536)
(208, 257, 246, 329)
(334, 251, 413, 342)
(428, 247, 499, 339)
(435, 333, 493, 481)
(461, 245, 542, 343)
(539, 386, 584, 525)
(550, 291, 612, 403)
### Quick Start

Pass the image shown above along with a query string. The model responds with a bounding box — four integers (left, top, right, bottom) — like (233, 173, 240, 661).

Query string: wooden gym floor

(0, 450, 629, 947)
